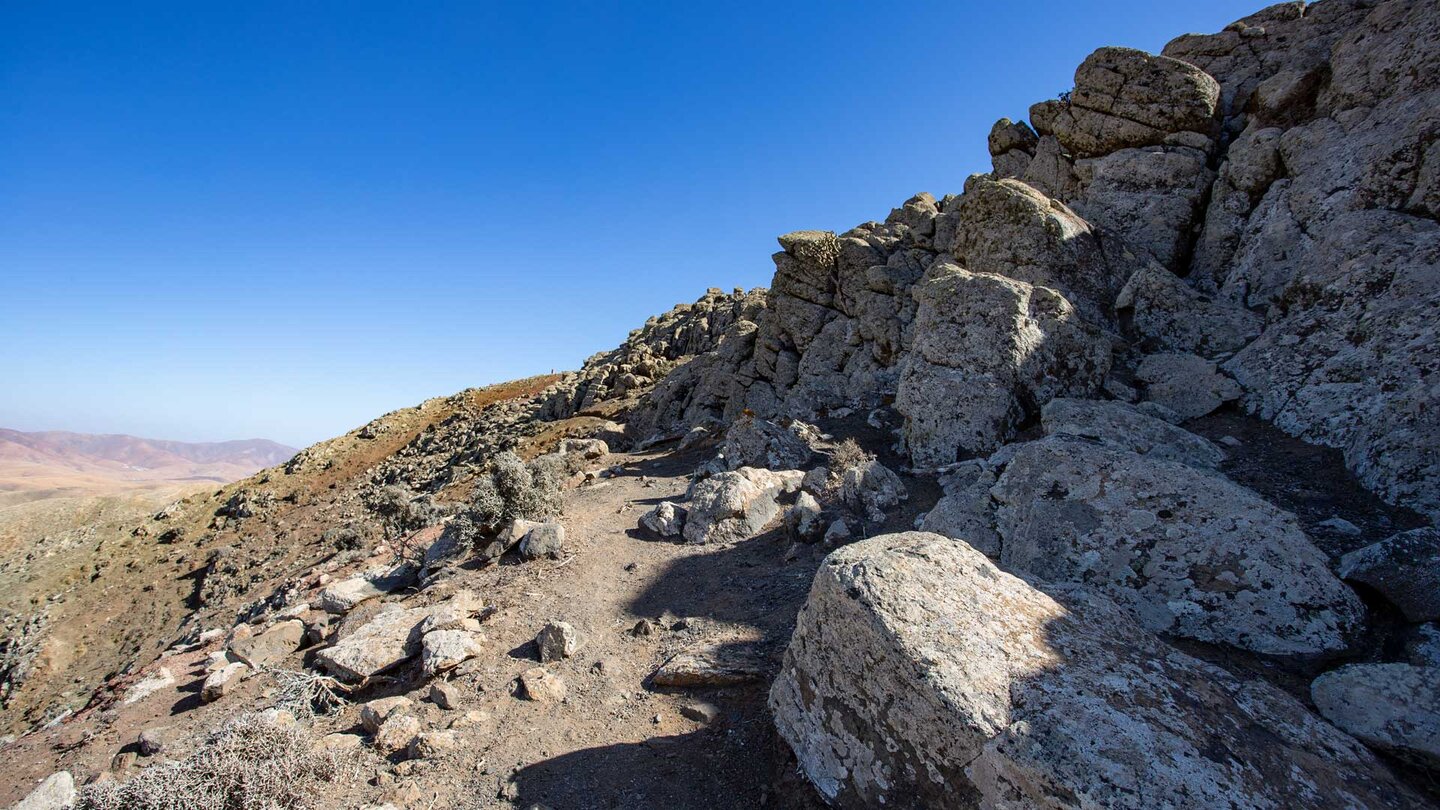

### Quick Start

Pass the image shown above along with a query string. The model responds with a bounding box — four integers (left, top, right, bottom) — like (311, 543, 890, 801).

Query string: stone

(360, 696, 414, 734)
(536, 621, 579, 663)
(988, 437, 1364, 655)
(680, 701, 719, 723)
(1337, 527, 1440, 622)
(1072, 146, 1215, 270)
(896, 263, 1110, 466)
(122, 666, 175, 706)
(1317, 516, 1363, 536)
(651, 648, 767, 687)
(519, 667, 567, 703)
(770, 532, 1424, 809)
(786, 491, 825, 542)
(822, 518, 851, 545)
(681, 467, 802, 544)
(314, 606, 431, 682)
(639, 501, 686, 538)
(558, 438, 608, 459)
(1407, 624, 1440, 668)
(1113, 263, 1261, 357)
(420, 630, 483, 676)
(317, 563, 416, 614)
(372, 713, 420, 755)
(518, 522, 565, 560)
(837, 459, 906, 523)
(1047, 46, 1219, 158)
(408, 730, 458, 760)
(11, 771, 75, 810)
(1135, 352, 1241, 421)
(721, 416, 813, 471)
(200, 661, 249, 703)
(137, 726, 171, 756)
(1039, 397, 1225, 468)
(228, 619, 304, 669)
(1312, 663, 1440, 769)
(429, 681, 462, 710)
(918, 465, 1001, 557)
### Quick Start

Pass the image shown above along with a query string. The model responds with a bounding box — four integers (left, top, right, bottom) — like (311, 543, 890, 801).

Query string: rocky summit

(4, 1, 1440, 808)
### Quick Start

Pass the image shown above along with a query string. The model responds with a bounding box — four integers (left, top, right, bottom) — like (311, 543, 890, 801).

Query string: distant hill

(0, 428, 297, 504)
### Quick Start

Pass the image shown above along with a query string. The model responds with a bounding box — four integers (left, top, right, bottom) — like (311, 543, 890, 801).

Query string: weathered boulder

(1114, 263, 1261, 358)
(639, 501, 685, 538)
(786, 491, 825, 542)
(201, 661, 249, 703)
(558, 438, 608, 459)
(1044, 46, 1220, 158)
(1337, 527, 1440, 622)
(837, 459, 907, 523)
(721, 416, 813, 471)
(359, 696, 413, 734)
(682, 467, 802, 544)
(896, 263, 1110, 466)
(918, 463, 1000, 557)
(11, 772, 75, 810)
(1136, 352, 1241, 421)
(1040, 397, 1225, 468)
(1312, 663, 1440, 769)
(989, 437, 1363, 655)
(519, 667, 566, 703)
(771, 532, 1424, 809)
(372, 713, 420, 755)
(1071, 145, 1214, 270)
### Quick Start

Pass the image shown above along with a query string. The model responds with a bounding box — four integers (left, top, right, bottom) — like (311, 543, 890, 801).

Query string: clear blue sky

(1, 1, 1261, 448)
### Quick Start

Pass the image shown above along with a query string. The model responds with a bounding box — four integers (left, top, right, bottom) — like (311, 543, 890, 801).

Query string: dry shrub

(829, 438, 874, 480)
(74, 713, 353, 810)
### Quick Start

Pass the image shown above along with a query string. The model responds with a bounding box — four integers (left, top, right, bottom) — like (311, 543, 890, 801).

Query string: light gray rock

(1040, 397, 1225, 468)
(315, 606, 431, 682)
(317, 563, 416, 614)
(1136, 352, 1241, 420)
(519, 667, 566, 703)
(1071, 146, 1214, 270)
(682, 467, 802, 544)
(896, 263, 1110, 466)
(721, 416, 813, 471)
(11, 771, 75, 810)
(1312, 663, 1440, 769)
(359, 696, 414, 734)
(518, 522, 565, 561)
(838, 459, 907, 523)
(1338, 527, 1440, 622)
(919, 464, 1001, 556)
(1407, 624, 1440, 668)
(558, 438, 608, 459)
(200, 661, 249, 703)
(536, 621, 579, 663)
(639, 501, 685, 538)
(420, 629, 483, 676)
(786, 491, 825, 542)
(372, 713, 420, 755)
(1114, 263, 1261, 358)
(227, 619, 304, 669)
(990, 437, 1363, 655)
(822, 519, 851, 545)
(771, 532, 1422, 809)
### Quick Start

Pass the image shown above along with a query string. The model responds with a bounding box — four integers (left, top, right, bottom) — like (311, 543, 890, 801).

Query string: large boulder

(1312, 663, 1440, 769)
(837, 459, 907, 523)
(720, 415, 813, 471)
(1043, 46, 1220, 158)
(682, 467, 802, 544)
(11, 772, 76, 810)
(896, 263, 1110, 467)
(771, 532, 1422, 809)
(1039, 397, 1225, 469)
(1337, 527, 1440, 622)
(1136, 352, 1241, 421)
(1113, 263, 1261, 358)
(988, 437, 1363, 655)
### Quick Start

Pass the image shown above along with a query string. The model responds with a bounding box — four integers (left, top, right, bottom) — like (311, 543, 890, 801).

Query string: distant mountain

(0, 428, 297, 504)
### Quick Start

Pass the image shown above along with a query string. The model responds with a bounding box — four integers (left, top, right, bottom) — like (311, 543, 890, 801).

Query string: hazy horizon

(2, 1, 1264, 448)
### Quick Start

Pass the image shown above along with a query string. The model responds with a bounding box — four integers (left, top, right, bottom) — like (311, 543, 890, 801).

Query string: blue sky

(1, 1, 1262, 448)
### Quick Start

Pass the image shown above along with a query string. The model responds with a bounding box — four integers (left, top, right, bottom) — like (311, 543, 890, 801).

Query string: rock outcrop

(771, 532, 1422, 809)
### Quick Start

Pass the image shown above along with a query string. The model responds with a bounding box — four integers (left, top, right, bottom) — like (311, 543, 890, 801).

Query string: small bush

(829, 438, 875, 480)
(465, 451, 563, 536)
(74, 713, 353, 810)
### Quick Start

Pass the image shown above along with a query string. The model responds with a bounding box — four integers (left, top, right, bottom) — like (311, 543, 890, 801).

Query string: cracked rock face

(989, 436, 1364, 655)
(770, 532, 1424, 809)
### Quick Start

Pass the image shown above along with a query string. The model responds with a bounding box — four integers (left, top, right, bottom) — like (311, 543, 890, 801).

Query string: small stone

(1318, 517, 1363, 536)
(631, 619, 661, 637)
(408, 730, 458, 760)
(429, 681, 463, 710)
(519, 522, 566, 560)
(372, 713, 421, 755)
(639, 501, 686, 538)
(201, 662, 249, 703)
(448, 709, 490, 730)
(652, 648, 766, 687)
(360, 696, 415, 734)
(679, 701, 719, 723)
(318, 733, 364, 753)
(1219, 435, 1242, 447)
(823, 519, 852, 545)
(137, 727, 171, 756)
(536, 621, 579, 662)
(123, 667, 175, 705)
(228, 619, 304, 669)
(519, 668, 567, 703)
(421, 630, 484, 676)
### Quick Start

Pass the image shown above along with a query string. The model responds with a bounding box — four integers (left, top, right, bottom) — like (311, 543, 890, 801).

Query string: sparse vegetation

(73, 713, 353, 810)
(469, 451, 563, 532)
(828, 438, 874, 483)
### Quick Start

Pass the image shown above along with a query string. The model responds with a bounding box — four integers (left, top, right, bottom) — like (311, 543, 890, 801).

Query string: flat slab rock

(1312, 663, 1440, 770)
(651, 647, 768, 688)
(315, 605, 433, 682)
(770, 532, 1425, 809)
(1039, 397, 1225, 468)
